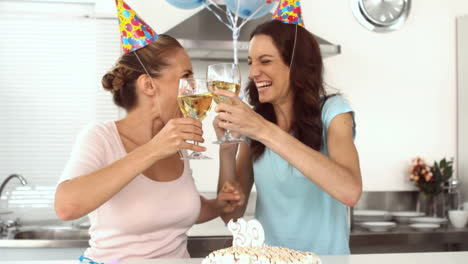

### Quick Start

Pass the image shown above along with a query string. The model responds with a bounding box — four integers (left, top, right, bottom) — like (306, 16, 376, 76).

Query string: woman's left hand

(213, 90, 270, 141)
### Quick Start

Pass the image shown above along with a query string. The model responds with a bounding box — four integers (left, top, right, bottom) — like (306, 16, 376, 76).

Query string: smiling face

(153, 48, 193, 122)
(248, 34, 291, 105)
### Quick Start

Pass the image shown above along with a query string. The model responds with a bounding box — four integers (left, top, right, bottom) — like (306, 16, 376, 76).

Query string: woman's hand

(216, 181, 245, 214)
(213, 90, 270, 141)
(212, 114, 228, 141)
(149, 117, 206, 160)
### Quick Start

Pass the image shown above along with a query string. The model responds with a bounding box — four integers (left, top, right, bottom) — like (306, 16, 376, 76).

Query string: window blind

(0, 0, 121, 209)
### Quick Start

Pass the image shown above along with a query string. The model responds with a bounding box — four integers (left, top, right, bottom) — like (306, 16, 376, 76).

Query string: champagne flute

(207, 63, 244, 144)
(177, 78, 213, 160)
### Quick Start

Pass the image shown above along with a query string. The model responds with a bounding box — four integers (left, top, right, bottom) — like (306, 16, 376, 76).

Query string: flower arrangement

(409, 157, 454, 196)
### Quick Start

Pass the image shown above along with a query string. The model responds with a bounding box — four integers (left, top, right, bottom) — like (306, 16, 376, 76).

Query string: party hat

(273, 0, 304, 27)
(115, 0, 159, 53)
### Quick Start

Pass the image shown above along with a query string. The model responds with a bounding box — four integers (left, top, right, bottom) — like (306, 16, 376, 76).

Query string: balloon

(165, 0, 206, 10)
(225, 0, 276, 19)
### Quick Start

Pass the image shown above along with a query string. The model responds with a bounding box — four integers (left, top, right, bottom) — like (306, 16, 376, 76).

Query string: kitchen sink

(13, 229, 90, 240)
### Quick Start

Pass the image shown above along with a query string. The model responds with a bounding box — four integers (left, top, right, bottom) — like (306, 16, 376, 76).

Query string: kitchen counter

(350, 224, 468, 253)
(1, 252, 468, 264)
(187, 222, 468, 256)
(2, 218, 468, 257)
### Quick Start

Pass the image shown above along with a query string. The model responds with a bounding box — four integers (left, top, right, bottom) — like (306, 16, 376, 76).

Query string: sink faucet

(0, 174, 27, 236)
(0, 174, 27, 200)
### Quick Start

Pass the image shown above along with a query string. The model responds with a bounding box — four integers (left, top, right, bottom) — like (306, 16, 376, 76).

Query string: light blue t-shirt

(252, 95, 356, 255)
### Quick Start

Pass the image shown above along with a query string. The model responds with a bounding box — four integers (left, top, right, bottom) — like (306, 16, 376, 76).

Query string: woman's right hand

(150, 117, 206, 159)
(213, 112, 241, 152)
(213, 114, 227, 141)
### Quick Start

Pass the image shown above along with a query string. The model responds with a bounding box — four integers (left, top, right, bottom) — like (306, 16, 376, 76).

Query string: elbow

(55, 202, 80, 221)
(55, 206, 73, 221)
(54, 183, 84, 221)
(54, 192, 83, 221)
(342, 182, 362, 207)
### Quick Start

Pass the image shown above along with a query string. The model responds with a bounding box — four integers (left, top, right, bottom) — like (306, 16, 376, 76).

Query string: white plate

(409, 217, 447, 224)
(409, 223, 440, 231)
(391, 211, 425, 217)
(360, 221, 396, 232)
(391, 211, 425, 223)
(354, 210, 391, 222)
(354, 210, 389, 216)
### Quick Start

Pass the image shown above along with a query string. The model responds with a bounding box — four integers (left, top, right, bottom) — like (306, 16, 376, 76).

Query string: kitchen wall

(1, 0, 467, 223)
(120, 0, 468, 194)
(302, 0, 468, 192)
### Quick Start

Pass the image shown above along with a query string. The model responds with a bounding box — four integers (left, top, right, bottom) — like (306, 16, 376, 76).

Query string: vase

(416, 192, 445, 218)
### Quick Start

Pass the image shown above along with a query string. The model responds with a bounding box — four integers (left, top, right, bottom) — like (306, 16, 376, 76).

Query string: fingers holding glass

(177, 78, 213, 160)
(207, 63, 244, 144)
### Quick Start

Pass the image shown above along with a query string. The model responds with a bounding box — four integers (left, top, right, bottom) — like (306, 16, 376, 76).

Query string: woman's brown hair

(247, 20, 329, 160)
(101, 34, 183, 111)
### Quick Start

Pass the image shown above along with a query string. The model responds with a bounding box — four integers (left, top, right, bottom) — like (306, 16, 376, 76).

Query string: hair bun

(102, 67, 126, 93)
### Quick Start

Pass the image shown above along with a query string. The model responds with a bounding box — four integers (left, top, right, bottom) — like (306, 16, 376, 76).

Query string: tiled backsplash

(0, 185, 57, 224)
(3, 189, 422, 225)
(0, 187, 258, 224)
(354, 191, 419, 211)
(4, 186, 55, 209)
(3, 188, 425, 226)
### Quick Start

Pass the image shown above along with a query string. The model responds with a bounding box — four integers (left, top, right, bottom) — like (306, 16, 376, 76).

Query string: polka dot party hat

(273, 0, 304, 27)
(115, 0, 159, 53)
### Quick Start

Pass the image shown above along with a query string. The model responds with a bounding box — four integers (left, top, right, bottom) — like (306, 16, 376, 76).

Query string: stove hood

(164, 6, 341, 61)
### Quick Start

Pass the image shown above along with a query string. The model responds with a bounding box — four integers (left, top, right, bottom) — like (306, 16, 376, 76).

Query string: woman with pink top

(54, 1, 242, 263)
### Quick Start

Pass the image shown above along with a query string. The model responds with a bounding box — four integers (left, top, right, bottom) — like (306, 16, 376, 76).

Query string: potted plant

(409, 157, 454, 217)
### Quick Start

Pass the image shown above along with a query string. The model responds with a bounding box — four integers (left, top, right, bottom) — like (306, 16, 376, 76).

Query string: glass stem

(224, 130, 231, 139)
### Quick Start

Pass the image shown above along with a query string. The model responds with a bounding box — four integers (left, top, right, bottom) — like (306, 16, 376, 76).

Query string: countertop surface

(1, 252, 468, 264)
(189, 216, 468, 237)
(2, 216, 468, 248)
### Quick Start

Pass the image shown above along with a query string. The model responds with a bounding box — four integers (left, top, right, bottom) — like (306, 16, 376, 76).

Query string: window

(0, 0, 121, 213)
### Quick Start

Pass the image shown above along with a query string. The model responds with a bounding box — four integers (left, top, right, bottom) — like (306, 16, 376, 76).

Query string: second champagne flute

(207, 63, 244, 144)
(177, 78, 213, 160)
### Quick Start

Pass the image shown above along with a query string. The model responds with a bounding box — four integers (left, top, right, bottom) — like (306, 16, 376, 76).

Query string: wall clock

(351, 0, 411, 33)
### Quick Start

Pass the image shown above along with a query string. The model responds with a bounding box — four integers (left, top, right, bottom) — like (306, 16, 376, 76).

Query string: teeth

(256, 82, 272, 88)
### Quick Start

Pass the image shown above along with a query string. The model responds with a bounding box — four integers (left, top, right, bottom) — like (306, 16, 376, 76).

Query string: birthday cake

(202, 219, 321, 264)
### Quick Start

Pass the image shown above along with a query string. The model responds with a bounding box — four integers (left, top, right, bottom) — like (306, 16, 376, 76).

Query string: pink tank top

(59, 121, 201, 262)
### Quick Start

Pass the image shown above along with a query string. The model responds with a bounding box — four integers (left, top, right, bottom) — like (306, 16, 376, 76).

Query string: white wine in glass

(178, 93, 213, 121)
(207, 63, 244, 144)
(208, 80, 241, 105)
(177, 78, 213, 160)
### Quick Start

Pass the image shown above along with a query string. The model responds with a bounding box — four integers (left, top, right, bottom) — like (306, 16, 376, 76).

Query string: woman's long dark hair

(247, 20, 328, 160)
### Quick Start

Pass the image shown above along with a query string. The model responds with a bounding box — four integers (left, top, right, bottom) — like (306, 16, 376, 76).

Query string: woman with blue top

(212, 3, 362, 255)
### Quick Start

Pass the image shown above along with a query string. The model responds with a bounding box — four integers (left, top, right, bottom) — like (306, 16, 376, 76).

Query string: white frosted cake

(202, 219, 321, 264)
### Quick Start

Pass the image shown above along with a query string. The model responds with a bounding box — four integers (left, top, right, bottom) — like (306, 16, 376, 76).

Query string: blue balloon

(225, 0, 275, 20)
(165, 0, 206, 10)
